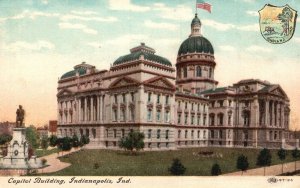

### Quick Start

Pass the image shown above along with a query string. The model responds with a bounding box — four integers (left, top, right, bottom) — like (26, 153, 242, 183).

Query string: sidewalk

(0, 148, 80, 176)
(224, 160, 300, 176)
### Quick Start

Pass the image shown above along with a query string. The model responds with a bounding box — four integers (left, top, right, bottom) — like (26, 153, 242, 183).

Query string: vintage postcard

(0, 0, 300, 187)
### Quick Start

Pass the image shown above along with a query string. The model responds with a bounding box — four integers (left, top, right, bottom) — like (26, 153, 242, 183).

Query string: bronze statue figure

(16, 105, 25, 127)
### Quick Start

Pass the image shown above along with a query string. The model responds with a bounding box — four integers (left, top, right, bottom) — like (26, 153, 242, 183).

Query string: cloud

(105, 34, 148, 48)
(246, 45, 272, 52)
(219, 45, 236, 51)
(246, 10, 259, 17)
(237, 23, 259, 31)
(203, 19, 258, 32)
(108, 0, 150, 12)
(58, 22, 98, 35)
(153, 3, 193, 21)
(86, 42, 102, 48)
(202, 19, 235, 31)
(2, 40, 55, 52)
(9, 10, 59, 20)
(70, 10, 98, 15)
(144, 20, 178, 30)
(60, 14, 117, 22)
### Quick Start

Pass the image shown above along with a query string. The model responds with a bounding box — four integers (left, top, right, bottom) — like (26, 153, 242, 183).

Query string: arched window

(196, 66, 202, 77)
(209, 67, 212, 78)
(183, 67, 187, 78)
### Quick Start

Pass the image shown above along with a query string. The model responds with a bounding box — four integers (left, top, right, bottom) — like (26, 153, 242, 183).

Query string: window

(191, 103, 194, 110)
(218, 113, 224, 125)
(191, 130, 194, 138)
(185, 102, 188, 109)
(218, 100, 223, 107)
(113, 129, 117, 138)
(114, 94, 118, 103)
(219, 130, 223, 139)
(178, 101, 181, 108)
(166, 130, 169, 139)
(92, 128, 96, 139)
(185, 130, 188, 139)
(203, 114, 207, 126)
(157, 129, 161, 139)
(113, 109, 118, 121)
(178, 130, 181, 139)
(197, 115, 200, 125)
(209, 67, 212, 78)
(157, 94, 160, 103)
(209, 114, 215, 126)
(121, 129, 125, 138)
(197, 104, 200, 111)
(148, 93, 152, 102)
(197, 130, 200, 138)
(228, 114, 232, 125)
(229, 100, 232, 107)
(120, 109, 126, 121)
(147, 109, 152, 121)
(165, 95, 169, 105)
(196, 66, 202, 77)
(203, 130, 206, 139)
(148, 129, 152, 139)
(156, 110, 161, 121)
(165, 111, 170, 123)
(191, 115, 194, 125)
(184, 114, 188, 125)
(122, 93, 126, 103)
(210, 130, 214, 138)
(211, 101, 215, 108)
(130, 108, 135, 121)
(106, 129, 109, 137)
(227, 130, 231, 139)
(178, 113, 181, 124)
(131, 92, 135, 102)
(183, 67, 187, 78)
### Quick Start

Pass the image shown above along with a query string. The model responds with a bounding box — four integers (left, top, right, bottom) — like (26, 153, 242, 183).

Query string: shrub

(49, 135, 58, 147)
(236, 154, 249, 173)
(211, 163, 221, 176)
(168, 158, 186, 175)
(41, 158, 47, 166)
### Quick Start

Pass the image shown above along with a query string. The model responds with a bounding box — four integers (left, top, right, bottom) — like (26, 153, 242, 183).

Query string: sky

(0, 0, 299, 129)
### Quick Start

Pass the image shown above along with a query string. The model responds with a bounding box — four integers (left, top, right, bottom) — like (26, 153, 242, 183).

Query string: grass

(44, 147, 299, 176)
(35, 148, 59, 157)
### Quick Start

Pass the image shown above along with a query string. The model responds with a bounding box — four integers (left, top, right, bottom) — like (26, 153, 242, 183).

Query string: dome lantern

(190, 13, 202, 37)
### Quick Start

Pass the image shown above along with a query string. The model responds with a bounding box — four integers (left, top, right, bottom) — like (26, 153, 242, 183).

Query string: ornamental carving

(129, 102, 135, 109)
(165, 104, 171, 111)
(147, 103, 153, 109)
(120, 103, 126, 109)
(112, 103, 118, 110)
(156, 103, 162, 110)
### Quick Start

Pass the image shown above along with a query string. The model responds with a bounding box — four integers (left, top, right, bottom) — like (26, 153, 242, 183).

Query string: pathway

(224, 160, 300, 176)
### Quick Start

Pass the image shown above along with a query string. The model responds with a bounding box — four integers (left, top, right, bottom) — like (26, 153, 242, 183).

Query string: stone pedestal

(0, 128, 42, 169)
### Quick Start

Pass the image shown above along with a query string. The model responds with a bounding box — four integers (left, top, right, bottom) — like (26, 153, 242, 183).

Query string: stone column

(84, 97, 87, 122)
(265, 100, 269, 127)
(102, 95, 105, 122)
(281, 103, 284, 127)
(96, 95, 100, 121)
(77, 98, 80, 122)
(91, 96, 94, 122)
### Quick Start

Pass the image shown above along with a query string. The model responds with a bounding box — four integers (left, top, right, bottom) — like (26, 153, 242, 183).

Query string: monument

(0, 105, 42, 169)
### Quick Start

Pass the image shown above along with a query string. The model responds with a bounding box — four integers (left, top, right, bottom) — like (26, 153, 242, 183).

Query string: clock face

(14, 150, 19, 156)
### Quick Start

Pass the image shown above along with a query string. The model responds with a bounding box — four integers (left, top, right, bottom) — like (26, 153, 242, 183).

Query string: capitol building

(56, 14, 292, 150)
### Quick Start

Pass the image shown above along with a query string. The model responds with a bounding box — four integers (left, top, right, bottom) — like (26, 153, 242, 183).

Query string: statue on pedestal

(16, 105, 25, 128)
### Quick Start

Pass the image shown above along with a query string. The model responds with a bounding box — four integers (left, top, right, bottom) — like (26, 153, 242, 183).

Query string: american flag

(196, 0, 212, 13)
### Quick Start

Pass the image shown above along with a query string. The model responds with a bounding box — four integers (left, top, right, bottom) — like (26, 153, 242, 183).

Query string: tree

(49, 135, 58, 147)
(236, 154, 249, 175)
(80, 135, 90, 145)
(277, 148, 287, 174)
(292, 148, 300, 171)
(0, 134, 12, 145)
(119, 131, 145, 154)
(57, 137, 72, 151)
(256, 148, 272, 176)
(72, 135, 80, 148)
(40, 136, 49, 153)
(26, 125, 40, 149)
(277, 7, 293, 36)
(211, 163, 221, 176)
(168, 158, 186, 175)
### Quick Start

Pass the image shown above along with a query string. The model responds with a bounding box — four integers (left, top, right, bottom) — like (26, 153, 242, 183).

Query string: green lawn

(35, 148, 59, 157)
(46, 148, 298, 176)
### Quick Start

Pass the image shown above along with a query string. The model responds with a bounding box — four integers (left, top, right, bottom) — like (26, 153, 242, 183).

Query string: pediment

(57, 89, 73, 97)
(109, 76, 140, 89)
(143, 76, 175, 90)
(269, 86, 287, 98)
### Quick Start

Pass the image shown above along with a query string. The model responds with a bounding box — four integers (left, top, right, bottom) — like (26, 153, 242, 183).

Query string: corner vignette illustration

(0, 0, 300, 186)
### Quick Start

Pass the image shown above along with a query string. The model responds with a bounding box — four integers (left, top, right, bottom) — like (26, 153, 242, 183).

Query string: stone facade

(56, 14, 293, 150)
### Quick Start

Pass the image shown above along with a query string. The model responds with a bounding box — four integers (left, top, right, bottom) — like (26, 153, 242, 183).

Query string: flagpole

(195, 0, 197, 14)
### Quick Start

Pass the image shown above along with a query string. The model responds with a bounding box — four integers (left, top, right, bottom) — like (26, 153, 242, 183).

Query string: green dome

(113, 43, 172, 67)
(178, 36, 214, 55)
(61, 67, 86, 79)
